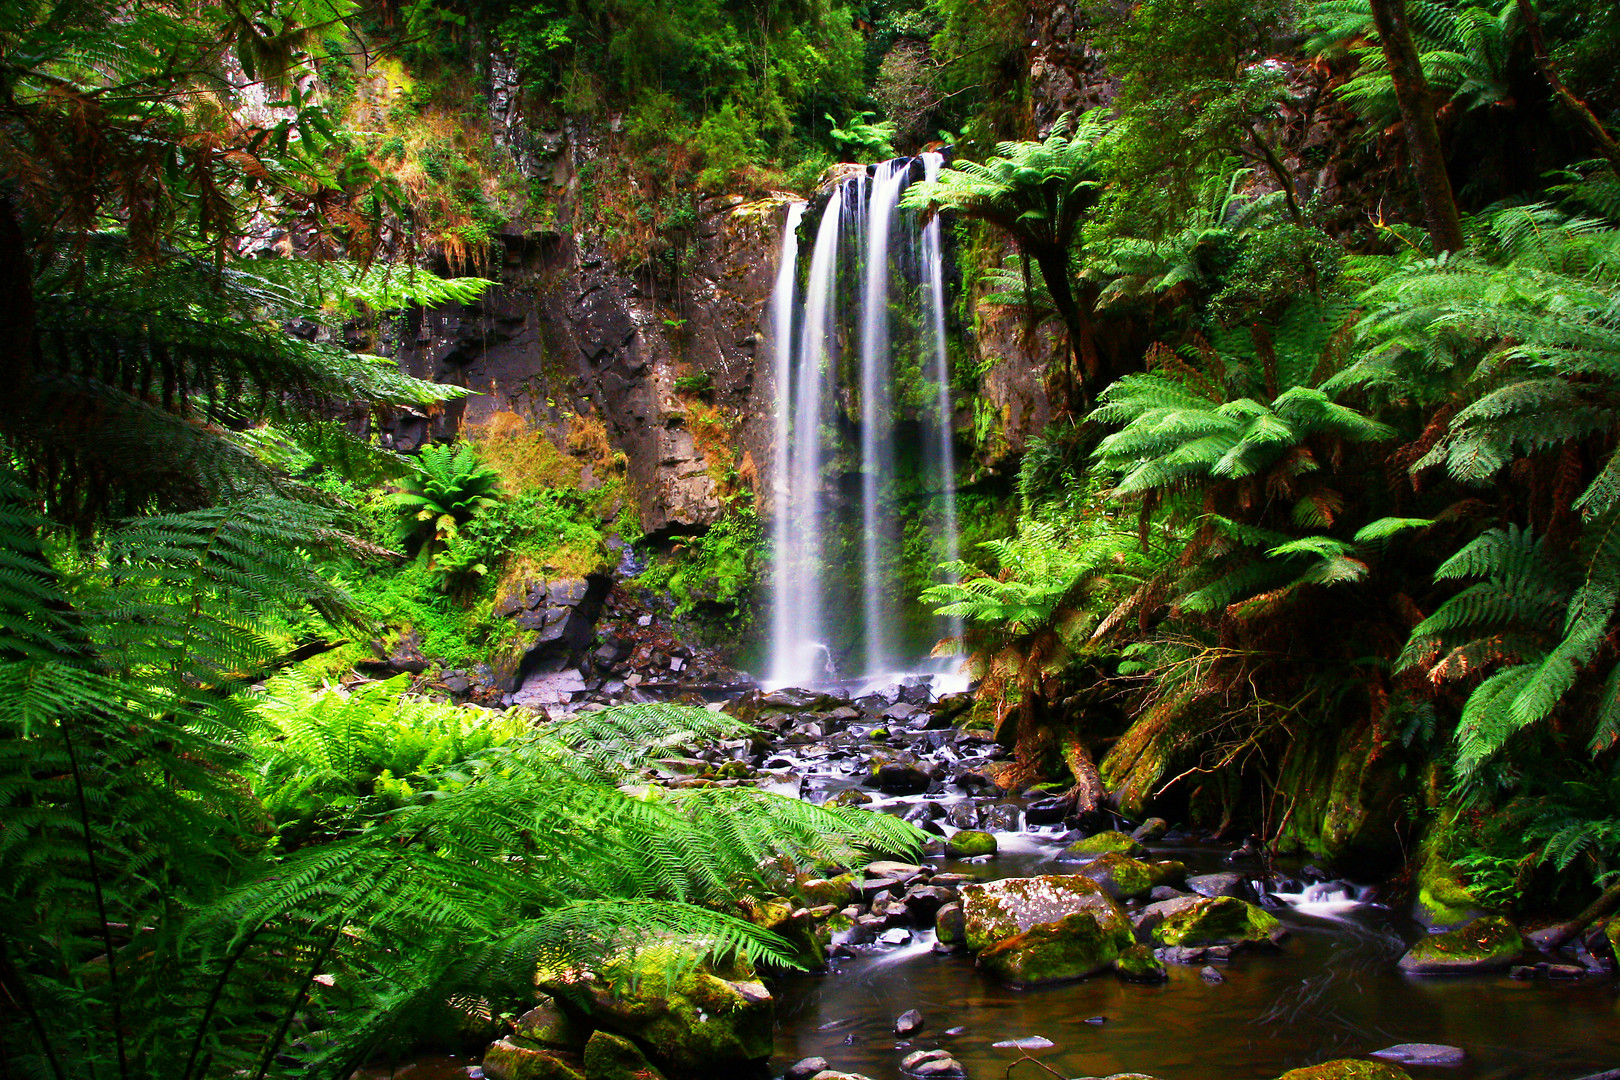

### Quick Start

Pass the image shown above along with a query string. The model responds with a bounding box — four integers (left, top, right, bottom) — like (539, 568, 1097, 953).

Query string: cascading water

(767, 157, 962, 688)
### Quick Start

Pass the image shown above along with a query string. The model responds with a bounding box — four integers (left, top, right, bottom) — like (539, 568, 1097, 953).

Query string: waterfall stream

(768, 157, 962, 688)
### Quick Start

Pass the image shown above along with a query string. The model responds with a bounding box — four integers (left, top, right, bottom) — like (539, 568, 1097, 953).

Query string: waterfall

(768, 158, 960, 688)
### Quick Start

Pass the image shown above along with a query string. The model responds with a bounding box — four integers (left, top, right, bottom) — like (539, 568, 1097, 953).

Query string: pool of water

(770, 831, 1620, 1080)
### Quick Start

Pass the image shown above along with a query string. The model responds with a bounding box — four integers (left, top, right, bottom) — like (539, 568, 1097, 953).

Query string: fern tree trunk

(1033, 248, 1094, 414)
(0, 193, 35, 388)
(1514, 0, 1620, 173)
(1368, 0, 1466, 253)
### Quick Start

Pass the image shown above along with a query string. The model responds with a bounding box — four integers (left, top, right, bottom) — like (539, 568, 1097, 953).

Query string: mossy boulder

(743, 896, 824, 968)
(513, 997, 587, 1050)
(545, 949, 773, 1076)
(1412, 841, 1491, 931)
(481, 1038, 587, 1080)
(935, 902, 966, 947)
(799, 874, 857, 907)
(1076, 853, 1185, 901)
(1113, 943, 1168, 982)
(977, 909, 1134, 986)
(1274, 1062, 1413, 1080)
(1059, 831, 1149, 860)
(1150, 896, 1283, 948)
(959, 874, 1130, 952)
(946, 830, 998, 858)
(1397, 916, 1523, 974)
(582, 1030, 667, 1080)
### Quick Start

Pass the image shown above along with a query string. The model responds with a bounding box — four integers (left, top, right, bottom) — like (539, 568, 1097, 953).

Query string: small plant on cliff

(392, 442, 503, 560)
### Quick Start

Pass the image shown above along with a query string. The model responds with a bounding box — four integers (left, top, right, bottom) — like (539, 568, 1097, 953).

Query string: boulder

(1185, 872, 1255, 901)
(869, 752, 933, 794)
(1113, 943, 1168, 982)
(582, 1030, 667, 1080)
(945, 830, 998, 858)
(894, 1008, 924, 1036)
(1412, 842, 1492, 931)
(786, 1059, 830, 1080)
(512, 996, 587, 1050)
(481, 1038, 587, 1080)
(935, 902, 966, 948)
(978, 909, 1134, 986)
(1131, 818, 1170, 842)
(1076, 853, 1185, 900)
(800, 874, 858, 908)
(1397, 916, 1522, 975)
(1058, 831, 1149, 860)
(960, 874, 1130, 952)
(1149, 896, 1283, 949)
(545, 950, 773, 1075)
(1273, 1063, 1414, 1080)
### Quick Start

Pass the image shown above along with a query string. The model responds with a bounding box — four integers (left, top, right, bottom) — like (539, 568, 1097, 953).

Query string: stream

(770, 827, 1620, 1079)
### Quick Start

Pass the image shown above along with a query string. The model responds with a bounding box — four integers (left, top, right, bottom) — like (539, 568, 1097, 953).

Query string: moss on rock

(1076, 853, 1185, 900)
(1151, 896, 1282, 948)
(1412, 828, 1491, 931)
(1274, 1061, 1413, 1080)
(959, 874, 1129, 952)
(582, 1030, 667, 1080)
(936, 902, 966, 947)
(1061, 831, 1149, 860)
(799, 873, 857, 907)
(513, 996, 588, 1050)
(946, 830, 998, 858)
(481, 1038, 587, 1080)
(1397, 916, 1523, 974)
(1113, 943, 1168, 982)
(977, 910, 1133, 986)
(546, 948, 774, 1075)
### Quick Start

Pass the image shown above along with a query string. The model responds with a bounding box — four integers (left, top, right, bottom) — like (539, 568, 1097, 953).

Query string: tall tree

(1367, 0, 1467, 251)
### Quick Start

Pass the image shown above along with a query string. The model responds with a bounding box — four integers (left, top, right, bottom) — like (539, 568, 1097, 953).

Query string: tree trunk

(1059, 727, 1107, 816)
(1526, 879, 1620, 952)
(1033, 248, 1093, 414)
(1368, 0, 1466, 252)
(1515, 0, 1620, 173)
(0, 193, 37, 394)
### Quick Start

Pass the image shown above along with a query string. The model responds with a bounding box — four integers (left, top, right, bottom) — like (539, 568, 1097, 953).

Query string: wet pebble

(1369, 1044, 1467, 1067)
(788, 1056, 832, 1080)
(991, 1036, 1055, 1049)
(895, 1009, 925, 1036)
(1200, 965, 1225, 983)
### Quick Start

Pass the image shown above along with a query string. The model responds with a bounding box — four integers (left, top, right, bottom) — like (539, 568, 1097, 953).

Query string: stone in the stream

(1075, 853, 1184, 900)
(1397, 916, 1523, 974)
(1185, 872, 1256, 901)
(512, 996, 586, 1050)
(1130, 818, 1170, 842)
(582, 1030, 666, 1080)
(801, 874, 858, 907)
(1024, 797, 1068, 826)
(910, 1058, 967, 1078)
(894, 1008, 925, 1036)
(980, 804, 1021, 831)
(859, 876, 904, 902)
(1369, 1044, 1466, 1067)
(787, 1058, 831, 1080)
(544, 948, 773, 1076)
(870, 754, 933, 794)
(946, 830, 998, 858)
(826, 789, 873, 807)
(977, 909, 1135, 986)
(880, 927, 913, 945)
(935, 902, 966, 949)
(959, 875, 1128, 952)
(1058, 831, 1149, 860)
(1149, 896, 1283, 949)
(809, 1072, 878, 1080)
(945, 802, 980, 830)
(1199, 965, 1225, 983)
(1273, 1063, 1415, 1080)
(867, 860, 923, 880)
(480, 1039, 586, 1080)
(761, 688, 838, 712)
(1113, 943, 1168, 982)
(904, 885, 954, 923)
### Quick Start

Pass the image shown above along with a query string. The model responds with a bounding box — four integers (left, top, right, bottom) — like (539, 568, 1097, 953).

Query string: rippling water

(771, 832, 1620, 1080)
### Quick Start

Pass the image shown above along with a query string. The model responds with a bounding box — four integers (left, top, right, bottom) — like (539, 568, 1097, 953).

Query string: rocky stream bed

(357, 590, 1620, 1080)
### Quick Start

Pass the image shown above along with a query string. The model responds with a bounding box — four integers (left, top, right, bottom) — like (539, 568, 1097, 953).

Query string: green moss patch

(1397, 916, 1522, 975)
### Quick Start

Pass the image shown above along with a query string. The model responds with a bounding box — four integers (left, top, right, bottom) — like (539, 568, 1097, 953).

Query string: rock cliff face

(383, 119, 794, 539)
